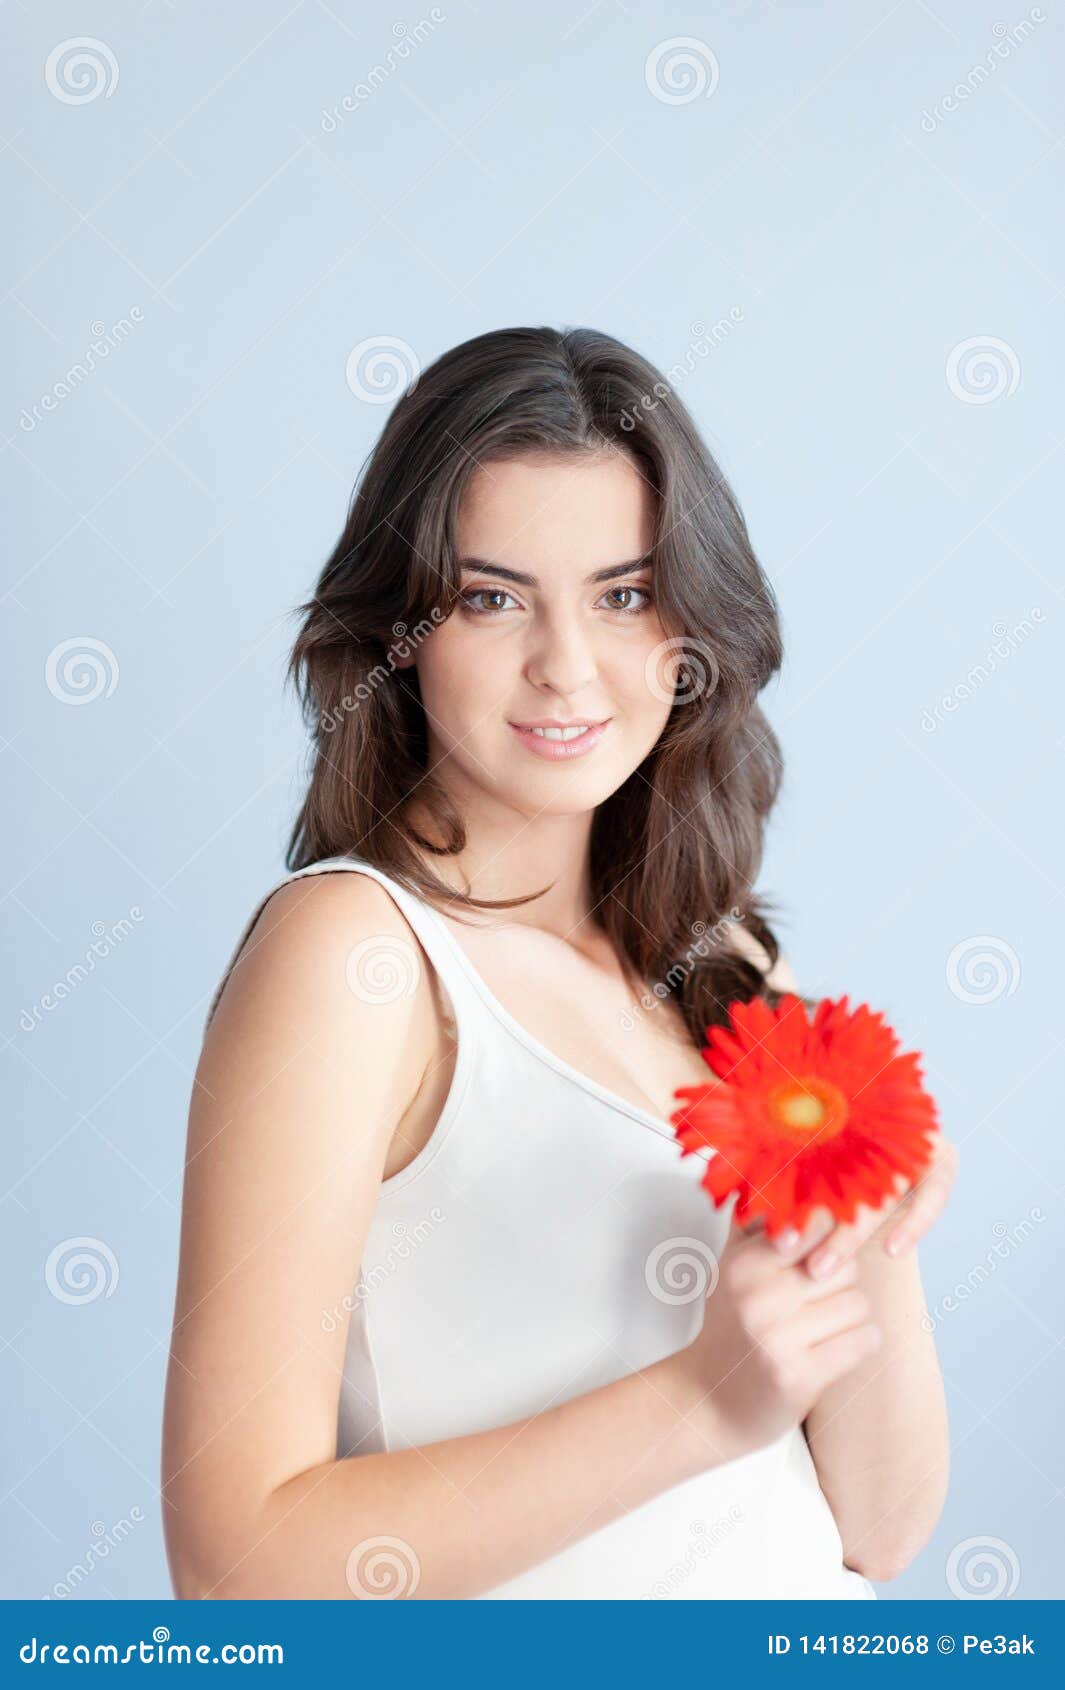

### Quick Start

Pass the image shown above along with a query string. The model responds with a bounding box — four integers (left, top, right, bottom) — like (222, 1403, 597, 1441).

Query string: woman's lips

(507, 720, 611, 760)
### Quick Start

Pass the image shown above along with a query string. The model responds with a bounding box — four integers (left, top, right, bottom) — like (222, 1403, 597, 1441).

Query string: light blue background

(3, 0, 1061, 1602)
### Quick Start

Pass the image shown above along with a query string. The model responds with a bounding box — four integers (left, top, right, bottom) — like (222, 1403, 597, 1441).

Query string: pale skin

(749, 953, 955, 1579)
(161, 450, 953, 1598)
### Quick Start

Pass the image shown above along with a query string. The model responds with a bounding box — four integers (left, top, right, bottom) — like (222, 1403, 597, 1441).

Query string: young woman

(161, 326, 954, 1600)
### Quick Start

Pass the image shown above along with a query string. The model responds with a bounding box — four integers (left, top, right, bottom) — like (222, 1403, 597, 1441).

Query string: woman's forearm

(803, 1243, 949, 1582)
(173, 1355, 723, 1600)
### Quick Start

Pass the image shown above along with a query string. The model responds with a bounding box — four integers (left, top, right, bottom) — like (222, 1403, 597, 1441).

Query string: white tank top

(208, 855, 875, 1601)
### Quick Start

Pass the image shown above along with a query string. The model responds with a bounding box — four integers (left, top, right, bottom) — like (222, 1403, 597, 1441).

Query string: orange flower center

(767, 1075, 849, 1139)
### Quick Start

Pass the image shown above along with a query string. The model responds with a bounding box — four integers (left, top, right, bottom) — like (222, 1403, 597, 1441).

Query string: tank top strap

(203, 854, 484, 1034)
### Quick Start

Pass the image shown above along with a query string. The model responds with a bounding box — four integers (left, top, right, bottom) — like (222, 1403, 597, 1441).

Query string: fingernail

(886, 1233, 907, 1258)
(772, 1227, 801, 1252)
(809, 1249, 839, 1280)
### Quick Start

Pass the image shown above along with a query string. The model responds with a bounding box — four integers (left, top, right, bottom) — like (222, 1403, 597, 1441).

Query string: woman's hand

(770, 1133, 959, 1280)
(666, 1226, 882, 1464)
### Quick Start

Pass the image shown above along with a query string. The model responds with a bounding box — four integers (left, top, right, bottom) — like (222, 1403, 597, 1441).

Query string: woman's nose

(525, 612, 598, 697)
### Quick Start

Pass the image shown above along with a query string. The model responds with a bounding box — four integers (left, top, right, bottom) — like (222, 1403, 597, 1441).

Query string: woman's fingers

(790, 1179, 909, 1279)
(768, 1209, 836, 1260)
(726, 1232, 859, 1334)
(787, 1286, 871, 1347)
(761, 1137, 960, 1275)
(798, 1255, 860, 1300)
(804, 1217, 869, 1281)
(884, 1137, 958, 1258)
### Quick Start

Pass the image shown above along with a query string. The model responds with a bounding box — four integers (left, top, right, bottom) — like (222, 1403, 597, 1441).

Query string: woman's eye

(460, 588, 518, 615)
(601, 584, 653, 615)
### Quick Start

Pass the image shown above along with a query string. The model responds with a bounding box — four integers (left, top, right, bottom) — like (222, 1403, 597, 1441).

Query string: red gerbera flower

(670, 992, 939, 1237)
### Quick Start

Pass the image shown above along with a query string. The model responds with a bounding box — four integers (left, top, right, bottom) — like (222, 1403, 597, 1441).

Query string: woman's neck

(410, 808, 600, 940)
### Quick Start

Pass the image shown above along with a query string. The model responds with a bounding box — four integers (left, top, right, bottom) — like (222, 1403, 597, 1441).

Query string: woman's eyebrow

(456, 556, 652, 586)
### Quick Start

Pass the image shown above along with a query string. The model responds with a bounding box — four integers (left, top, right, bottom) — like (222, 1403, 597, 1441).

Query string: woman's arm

(802, 1243, 949, 1582)
(161, 874, 727, 1601)
(747, 942, 951, 1580)
(196, 1365, 718, 1600)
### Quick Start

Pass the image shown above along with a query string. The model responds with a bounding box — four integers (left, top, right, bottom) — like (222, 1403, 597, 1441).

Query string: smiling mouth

(522, 724, 595, 741)
(508, 716, 609, 737)
(507, 719, 612, 759)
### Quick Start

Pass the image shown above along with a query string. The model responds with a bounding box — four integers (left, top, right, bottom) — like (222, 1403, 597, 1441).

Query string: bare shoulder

(218, 868, 427, 1007)
(200, 868, 440, 1165)
(725, 920, 800, 994)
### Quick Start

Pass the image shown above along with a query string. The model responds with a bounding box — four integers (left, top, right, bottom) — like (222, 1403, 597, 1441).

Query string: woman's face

(400, 451, 677, 820)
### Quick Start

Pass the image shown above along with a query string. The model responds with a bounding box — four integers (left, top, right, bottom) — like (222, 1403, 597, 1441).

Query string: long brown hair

(286, 325, 791, 1042)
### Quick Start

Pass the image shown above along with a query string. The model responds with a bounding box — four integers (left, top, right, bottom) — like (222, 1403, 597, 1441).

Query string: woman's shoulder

(203, 867, 439, 1122)
(237, 865, 424, 973)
